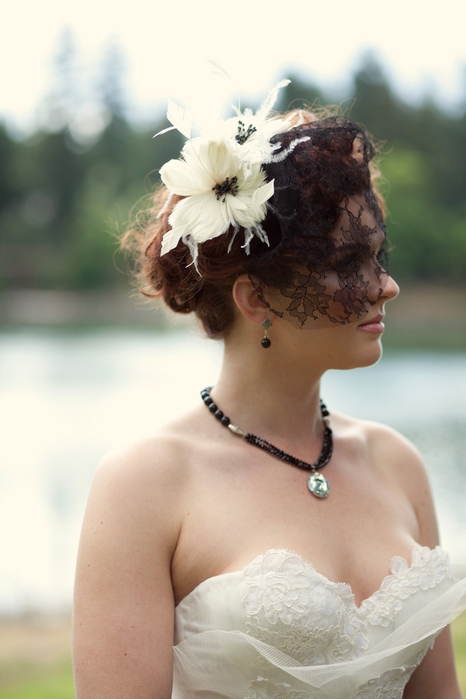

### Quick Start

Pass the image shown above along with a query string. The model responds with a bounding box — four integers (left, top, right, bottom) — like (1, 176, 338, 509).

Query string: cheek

(327, 259, 389, 309)
(321, 271, 370, 320)
(256, 256, 389, 329)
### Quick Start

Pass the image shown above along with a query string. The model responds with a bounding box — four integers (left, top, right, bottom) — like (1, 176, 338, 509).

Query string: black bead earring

(261, 318, 272, 348)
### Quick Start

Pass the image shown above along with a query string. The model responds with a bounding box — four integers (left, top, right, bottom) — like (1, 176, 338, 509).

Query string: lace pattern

(246, 677, 316, 698)
(241, 548, 450, 670)
(242, 550, 368, 665)
(245, 118, 390, 329)
(360, 546, 452, 626)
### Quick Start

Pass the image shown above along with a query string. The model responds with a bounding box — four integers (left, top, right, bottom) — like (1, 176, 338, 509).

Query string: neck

(210, 334, 325, 445)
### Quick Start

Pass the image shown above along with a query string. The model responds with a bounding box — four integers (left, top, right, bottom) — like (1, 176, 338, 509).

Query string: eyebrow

(334, 228, 385, 256)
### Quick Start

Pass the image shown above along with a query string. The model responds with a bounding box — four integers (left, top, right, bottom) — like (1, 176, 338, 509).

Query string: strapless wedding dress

(173, 547, 466, 698)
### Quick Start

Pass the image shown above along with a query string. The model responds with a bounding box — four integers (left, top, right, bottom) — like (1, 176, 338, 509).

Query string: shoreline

(1, 284, 466, 350)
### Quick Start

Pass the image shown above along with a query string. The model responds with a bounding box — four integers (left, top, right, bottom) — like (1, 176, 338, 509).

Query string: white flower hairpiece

(155, 80, 291, 268)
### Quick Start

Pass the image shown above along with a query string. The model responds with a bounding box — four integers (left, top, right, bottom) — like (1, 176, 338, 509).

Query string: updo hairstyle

(123, 109, 385, 338)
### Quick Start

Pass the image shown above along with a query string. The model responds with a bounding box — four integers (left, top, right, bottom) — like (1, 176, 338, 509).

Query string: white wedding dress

(172, 547, 466, 698)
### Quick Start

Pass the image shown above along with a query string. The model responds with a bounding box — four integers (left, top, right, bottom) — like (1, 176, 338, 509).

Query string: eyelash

(375, 247, 389, 261)
(332, 247, 389, 272)
(335, 252, 361, 269)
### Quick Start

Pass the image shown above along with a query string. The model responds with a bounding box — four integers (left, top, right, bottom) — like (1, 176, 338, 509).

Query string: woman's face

(321, 196, 389, 321)
(272, 270, 399, 373)
(261, 196, 399, 371)
(262, 195, 391, 331)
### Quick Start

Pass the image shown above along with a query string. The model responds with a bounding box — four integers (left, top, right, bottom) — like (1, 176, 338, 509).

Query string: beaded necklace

(201, 387, 333, 498)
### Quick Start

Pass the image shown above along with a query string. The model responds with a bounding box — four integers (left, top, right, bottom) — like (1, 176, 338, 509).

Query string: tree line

(0, 48, 465, 292)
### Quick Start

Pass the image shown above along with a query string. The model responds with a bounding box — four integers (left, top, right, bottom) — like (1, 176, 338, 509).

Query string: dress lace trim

(359, 546, 452, 626)
(240, 547, 451, 666)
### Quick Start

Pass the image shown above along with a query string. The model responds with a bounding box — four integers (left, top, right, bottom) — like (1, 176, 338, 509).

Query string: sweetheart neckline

(175, 545, 446, 610)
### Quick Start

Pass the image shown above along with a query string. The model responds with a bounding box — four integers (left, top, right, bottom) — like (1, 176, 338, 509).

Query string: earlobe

(232, 274, 269, 324)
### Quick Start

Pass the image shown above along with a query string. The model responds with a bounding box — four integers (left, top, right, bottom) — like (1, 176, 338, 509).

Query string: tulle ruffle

(172, 565, 466, 698)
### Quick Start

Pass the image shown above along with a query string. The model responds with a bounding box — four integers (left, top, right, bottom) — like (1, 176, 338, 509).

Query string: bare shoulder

(95, 429, 188, 501)
(73, 409, 204, 697)
(80, 403, 214, 572)
(333, 410, 424, 472)
(332, 411, 439, 547)
(91, 406, 206, 519)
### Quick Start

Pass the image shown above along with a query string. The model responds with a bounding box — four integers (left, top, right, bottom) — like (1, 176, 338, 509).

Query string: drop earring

(261, 318, 272, 348)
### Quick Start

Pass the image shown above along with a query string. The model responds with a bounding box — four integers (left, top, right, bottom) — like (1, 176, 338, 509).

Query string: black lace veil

(242, 116, 389, 328)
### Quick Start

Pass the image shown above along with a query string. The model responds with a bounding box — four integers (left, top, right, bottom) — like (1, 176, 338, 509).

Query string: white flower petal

(227, 197, 248, 212)
(236, 206, 267, 229)
(160, 156, 214, 196)
(252, 180, 274, 207)
(160, 226, 183, 255)
(204, 139, 240, 182)
(169, 195, 231, 245)
(231, 195, 268, 229)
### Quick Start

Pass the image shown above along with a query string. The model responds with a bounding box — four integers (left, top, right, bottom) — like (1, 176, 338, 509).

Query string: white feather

(242, 229, 254, 254)
(256, 79, 291, 121)
(207, 59, 232, 81)
(153, 125, 176, 139)
(266, 136, 311, 164)
(157, 192, 174, 219)
(167, 99, 192, 139)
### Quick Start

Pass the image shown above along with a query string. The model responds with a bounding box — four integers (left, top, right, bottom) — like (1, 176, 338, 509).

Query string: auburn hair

(121, 108, 385, 338)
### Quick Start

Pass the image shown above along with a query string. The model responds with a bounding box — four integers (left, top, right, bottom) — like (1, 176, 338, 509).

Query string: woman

(73, 82, 466, 697)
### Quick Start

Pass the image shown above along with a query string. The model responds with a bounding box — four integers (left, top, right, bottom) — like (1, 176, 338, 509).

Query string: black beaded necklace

(200, 387, 333, 498)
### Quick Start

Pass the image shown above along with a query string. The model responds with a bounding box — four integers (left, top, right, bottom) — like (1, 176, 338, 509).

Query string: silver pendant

(307, 472, 330, 498)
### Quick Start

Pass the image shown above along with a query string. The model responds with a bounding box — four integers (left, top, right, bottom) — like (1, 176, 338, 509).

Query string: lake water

(1, 329, 465, 614)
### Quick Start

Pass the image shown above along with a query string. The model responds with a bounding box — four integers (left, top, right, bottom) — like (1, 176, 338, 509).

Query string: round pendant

(307, 472, 330, 498)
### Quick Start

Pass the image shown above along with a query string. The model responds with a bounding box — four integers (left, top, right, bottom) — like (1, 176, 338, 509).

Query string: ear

(351, 134, 365, 164)
(232, 274, 269, 325)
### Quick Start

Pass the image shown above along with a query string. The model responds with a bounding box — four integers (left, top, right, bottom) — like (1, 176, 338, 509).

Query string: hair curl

(122, 108, 385, 338)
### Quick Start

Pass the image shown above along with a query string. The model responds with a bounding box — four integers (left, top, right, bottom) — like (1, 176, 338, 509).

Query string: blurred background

(1, 1, 466, 696)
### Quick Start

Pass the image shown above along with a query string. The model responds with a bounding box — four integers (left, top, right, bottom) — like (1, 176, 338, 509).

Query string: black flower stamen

(213, 176, 239, 202)
(235, 120, 257, 145)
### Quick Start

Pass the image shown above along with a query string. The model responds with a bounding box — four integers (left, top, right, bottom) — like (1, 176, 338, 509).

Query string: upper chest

(171, 434, 419, 605)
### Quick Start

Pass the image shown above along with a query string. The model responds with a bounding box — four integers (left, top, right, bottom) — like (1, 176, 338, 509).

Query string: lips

(359, 313, 385, 327)
(358, 313, 385, 333)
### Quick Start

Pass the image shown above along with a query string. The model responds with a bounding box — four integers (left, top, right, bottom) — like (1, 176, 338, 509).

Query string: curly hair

(122, 108, 386, 338)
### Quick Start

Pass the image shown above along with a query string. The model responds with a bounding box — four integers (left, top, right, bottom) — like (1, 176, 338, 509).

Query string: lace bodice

(173, 547, 465, 698)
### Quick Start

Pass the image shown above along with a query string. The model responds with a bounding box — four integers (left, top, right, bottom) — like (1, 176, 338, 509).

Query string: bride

(72, 82, 466, 697)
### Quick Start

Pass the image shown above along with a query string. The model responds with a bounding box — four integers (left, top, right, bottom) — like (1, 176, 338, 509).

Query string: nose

(381, 275, 400, 303)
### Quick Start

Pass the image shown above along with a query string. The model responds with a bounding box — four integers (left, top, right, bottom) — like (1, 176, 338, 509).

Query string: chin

(355, 338, 384, 369)
(331, 337, 384, 371)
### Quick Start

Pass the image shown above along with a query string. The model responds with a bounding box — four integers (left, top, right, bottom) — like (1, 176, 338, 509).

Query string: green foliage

(453, 614, 466, 694)
(1, 621, 465, 697)
(0, 49, 465, 291)
(279, 59, 466, 285)
(0, 661, 74, 699)
(381, 147, 466, 281)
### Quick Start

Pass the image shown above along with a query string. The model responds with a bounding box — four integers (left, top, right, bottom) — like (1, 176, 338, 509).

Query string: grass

(453, 613, 466, 693)
(0, 617, 74, 699)
(0, 661, 74, 699)
(1, 615, 465, 698)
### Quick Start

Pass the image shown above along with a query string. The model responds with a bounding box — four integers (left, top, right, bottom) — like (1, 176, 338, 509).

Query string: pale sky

(3, 0, 466, 134)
